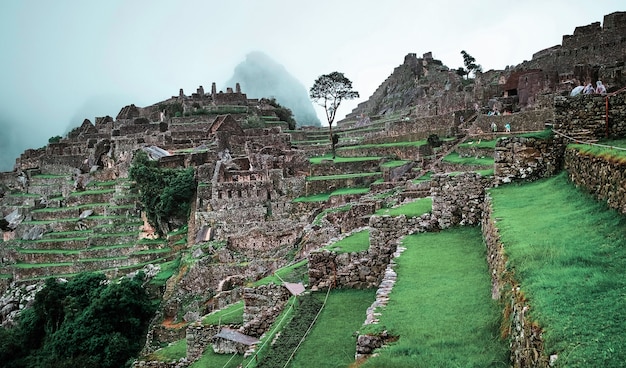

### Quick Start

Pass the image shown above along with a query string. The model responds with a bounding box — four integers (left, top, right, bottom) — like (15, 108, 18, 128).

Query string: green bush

(129, 150, 196, 235)
(0, 273, 156, 368)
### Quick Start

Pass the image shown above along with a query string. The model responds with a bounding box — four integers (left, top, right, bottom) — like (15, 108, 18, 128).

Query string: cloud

(224, 51, 321, 127)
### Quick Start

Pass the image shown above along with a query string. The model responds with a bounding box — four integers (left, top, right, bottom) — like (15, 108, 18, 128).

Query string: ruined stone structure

(494, 136, 566, 185)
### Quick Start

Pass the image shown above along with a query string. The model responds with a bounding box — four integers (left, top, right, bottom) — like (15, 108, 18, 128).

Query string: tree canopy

(457, 50, 483, 80)
(309, 72, 359, 127)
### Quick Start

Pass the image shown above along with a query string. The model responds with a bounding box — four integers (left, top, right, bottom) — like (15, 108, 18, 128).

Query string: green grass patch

(569, 142, 626, 162)
(309, 155, 381, 164)
(16, 249, 81, 255)
(458, 139, 498, 149)
(188, 350, 242, 368)
(325, 229, 370, 253)
(375, 197, 432, 217)
(476, 168, 495, 176)
(13, 262, 74, 268)
(442, 151, 494, 166)
(31, 174, 68, 179)
(380, 160, 411, 168)
(0, 274, 12, 279)
(86, 180, 117, 187)
(338, 139, 428, 150)
(517, 129, 554, 139)
(144, 339, 187, 362)
(78, 256, 128, 262)
(289, 288, 376, 368)
(202, 300, 244, 325)
(313, 204, 352, 226)
(361, 227, 508, 368)
(489, 173, 626, 367)
(306, 172, 381, 181)
(292, 187, 370, 203)
(68, 188, 116, 196)
(412, 171, 432, 183)
(132, 247, 172, 255)
(150, 257, 180, 287)
(254, 259, 309, 286)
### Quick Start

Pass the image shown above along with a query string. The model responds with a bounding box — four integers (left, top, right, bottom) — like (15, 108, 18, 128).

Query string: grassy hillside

(490, 173, 626, 367)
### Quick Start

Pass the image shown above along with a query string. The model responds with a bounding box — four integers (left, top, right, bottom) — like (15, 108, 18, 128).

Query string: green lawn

(309, 155, 381, 164)
(489, 173, 626, 367)
(202, 301, 244, 326)
(443, 152, 494, 166)
(292, 187, 370, 202)
(375, 197, 432, 217)
(569, 142, 626, 161)
(306, 172, 381, 181)
(325, 229, 370, 253)
(361, 227, 508, 368)
(289, 289, 376, 368)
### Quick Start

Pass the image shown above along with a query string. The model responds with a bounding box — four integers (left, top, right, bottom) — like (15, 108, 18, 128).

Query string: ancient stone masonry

(308, 214, 437, 291)
(514, 12, 626, 98)
(240, 284, 291, 337)
(482, 196, 548, 367)
(494, 136, 566, 185)
(554, 93, 626, 140)
(430, 172, 491, 229)
(565, 147, 626, 214)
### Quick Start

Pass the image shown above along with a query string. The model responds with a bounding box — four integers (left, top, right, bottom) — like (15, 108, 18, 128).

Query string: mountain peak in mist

(225, 51, 321, 127)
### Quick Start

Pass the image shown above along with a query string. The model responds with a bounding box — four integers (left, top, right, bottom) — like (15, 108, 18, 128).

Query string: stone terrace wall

(494, 136, 566, 185)
(473, 109, 553, 134)
(240, 284, 291, 337)
(430, 172, 491, 229)
(308, 214, 437, 290)
(564, 147, 626, 214)
(554, 93, 626, 139)
(482, 196, 547, 367)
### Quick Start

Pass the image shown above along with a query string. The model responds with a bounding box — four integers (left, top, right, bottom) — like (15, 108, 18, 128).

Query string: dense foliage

(0, 273, 156, 368)
(263, 97, 297, 130)
(256, 294, 323, 368)
(129, 150, 196, 235)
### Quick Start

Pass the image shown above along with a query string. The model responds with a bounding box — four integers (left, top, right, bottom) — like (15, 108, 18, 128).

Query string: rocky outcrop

(430, 172, 491, 228)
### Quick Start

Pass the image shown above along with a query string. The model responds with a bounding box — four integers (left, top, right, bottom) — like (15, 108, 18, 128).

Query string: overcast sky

(0, 1, 623, 170)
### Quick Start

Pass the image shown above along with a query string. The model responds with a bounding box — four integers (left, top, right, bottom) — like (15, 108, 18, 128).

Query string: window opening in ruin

(228, 190, 232, 199)
(217, 191, 222, 199)
(266, 190, 271, 200)
(238, 190, 242, 198)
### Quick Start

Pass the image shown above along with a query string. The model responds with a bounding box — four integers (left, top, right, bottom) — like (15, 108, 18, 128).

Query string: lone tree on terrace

(309, 71, 359, 158)
(456, 50, 483, 80)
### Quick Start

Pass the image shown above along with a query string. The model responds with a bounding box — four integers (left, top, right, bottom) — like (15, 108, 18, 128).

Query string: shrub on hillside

(129, 150, 196, 235)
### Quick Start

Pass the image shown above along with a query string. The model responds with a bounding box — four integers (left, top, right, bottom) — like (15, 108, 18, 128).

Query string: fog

(0, 1, 621, 171)
(225, 51, 321, 127)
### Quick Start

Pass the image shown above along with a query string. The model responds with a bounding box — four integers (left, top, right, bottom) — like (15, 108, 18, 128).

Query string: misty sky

(0, 0, 623, 171)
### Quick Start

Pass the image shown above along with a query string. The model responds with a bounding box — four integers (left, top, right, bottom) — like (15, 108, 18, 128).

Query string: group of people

(490, 122, 511, 133)
(571, 81, 607, 96)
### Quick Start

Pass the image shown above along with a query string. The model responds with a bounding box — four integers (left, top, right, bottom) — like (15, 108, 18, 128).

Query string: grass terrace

(489, 173, 626, 367)
(286, 288, 377, 368)
(375, 197, 432, 217)
(380, 160, 411, 168)
(324, 229, 370, 253)
(68, 188, 116, 196)
(254, 259, 309, 286)
(202, 300, 244, 325)
(309, 155, 381, 164)
(312, 204, 352, 225)
(361, 227, 508, 367)
(292, 187, 370, 202)
(442, 151, 494, 166)
(305, 172, 381, 181)
(338, 139, 429, 150)
(569, 139, 626, 161)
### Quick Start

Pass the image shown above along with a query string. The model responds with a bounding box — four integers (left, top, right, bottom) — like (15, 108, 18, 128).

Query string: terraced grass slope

(489, 173, 626, 367)
(361, 227, 508, 368)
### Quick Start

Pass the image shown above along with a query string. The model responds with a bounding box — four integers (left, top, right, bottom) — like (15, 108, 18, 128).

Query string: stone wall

(186, 323, 220, 361)
(308, 214, 437, 290)
(472, 109, 553, 134)
(240, 284, 291, 337)
(494, 136, 566, 185)
(564, 147, 626, 214)
(554, 93, 626, 139)
(430, 173, 491, 229)
(482, 195, 547, 367)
